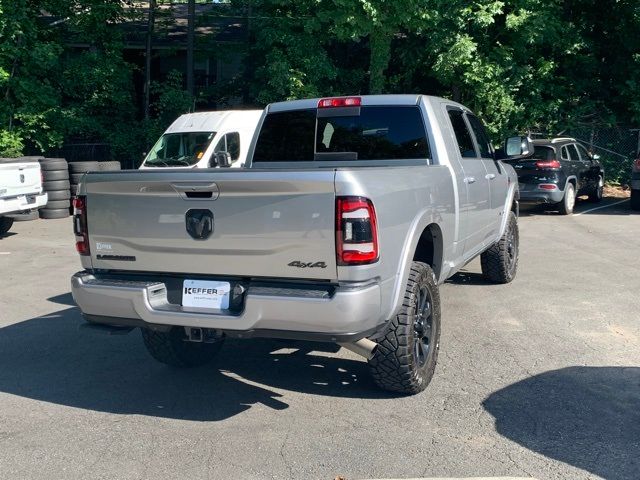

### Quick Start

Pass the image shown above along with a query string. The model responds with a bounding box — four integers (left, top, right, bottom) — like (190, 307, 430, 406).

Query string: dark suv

(504, 138, 604, 215)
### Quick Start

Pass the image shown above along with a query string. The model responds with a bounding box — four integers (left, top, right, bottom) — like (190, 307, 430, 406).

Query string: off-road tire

(39, 208, 69, 219)
(42, 170, 69, 181)
(481, 211, 519, 284)
(631, 189, 640, 211)
(588, 176, 603, 202)
(368, 261, 441, 394)
(39, 158, 67, 171)
(42, 180, 70, 191)
(98, 161, 121, 171)
(558, 182, 576, 215)
(141, 327, 225, 367)
(0, 216, 14, 235)
(45, 189, 71, 201)
(68, 161, 99, 174)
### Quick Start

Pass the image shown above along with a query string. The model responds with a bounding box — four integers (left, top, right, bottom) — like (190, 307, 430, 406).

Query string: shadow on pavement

(519, 197, 632, 217)
(446, 271, 489, 286)
(47, 292, 75, 306)
(0, 306, 389, 422)
(484, 366, 640, 480)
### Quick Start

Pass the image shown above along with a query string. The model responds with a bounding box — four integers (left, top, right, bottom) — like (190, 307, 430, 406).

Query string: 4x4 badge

(288, 261, 327, 269)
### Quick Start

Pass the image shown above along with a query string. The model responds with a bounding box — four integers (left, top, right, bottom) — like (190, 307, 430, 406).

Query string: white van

(139, 110, 263, 169)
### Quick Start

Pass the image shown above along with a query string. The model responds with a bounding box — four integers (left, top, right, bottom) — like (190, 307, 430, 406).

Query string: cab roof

(266, 94, 465, 113)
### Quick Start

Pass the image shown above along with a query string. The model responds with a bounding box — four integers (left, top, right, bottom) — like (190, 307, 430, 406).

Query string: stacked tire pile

(38, 158, 71, 219)
(37, 158, 122, 219)
(69, 161, 121, 197)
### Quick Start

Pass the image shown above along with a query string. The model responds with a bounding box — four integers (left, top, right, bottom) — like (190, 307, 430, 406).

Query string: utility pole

(186, 0, 195, 96)
(144, 0, 156, 120)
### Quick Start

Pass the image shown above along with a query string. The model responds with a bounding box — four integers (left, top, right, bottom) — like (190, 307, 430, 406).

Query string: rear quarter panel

(335, 165, 455, 322)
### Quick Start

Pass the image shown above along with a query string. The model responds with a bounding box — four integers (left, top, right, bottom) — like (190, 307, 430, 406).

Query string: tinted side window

(253, 110, 316, 162)
(226, 132, 240, 160)
(576, 144, 591, 162)
(568, 144, 580, 161)
(467, 115, 492, 158)
(214, 136, 226, 153)
(316, 106, 429, 160)
(448, 110, 477, 158)
(561, 146, 569, 160)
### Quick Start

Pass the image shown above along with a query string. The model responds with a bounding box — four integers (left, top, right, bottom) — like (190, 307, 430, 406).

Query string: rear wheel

(558, 182, 576, 215)
(481, 211, 519, 284)
(368, 261, 441, 394)
(141, 327, 225, 367)
(631, 189, 640, 211)
(588, 176, 603, 202)
(0, 216, 14, 235)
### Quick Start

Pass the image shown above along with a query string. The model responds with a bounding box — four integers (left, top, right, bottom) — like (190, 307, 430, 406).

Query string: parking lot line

(574, 198, 630, 216)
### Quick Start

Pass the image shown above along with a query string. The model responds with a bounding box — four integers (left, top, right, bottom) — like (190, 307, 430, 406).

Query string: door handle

(171, 182, 220, 200)
(464, 177, 476, 184)
(171, 182, 219, 192)
(485, 173, 496, 180)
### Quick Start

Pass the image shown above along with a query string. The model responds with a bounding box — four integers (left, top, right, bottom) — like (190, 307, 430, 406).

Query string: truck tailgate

(84, 170, 338, 280)
(0, 161, 42, 199)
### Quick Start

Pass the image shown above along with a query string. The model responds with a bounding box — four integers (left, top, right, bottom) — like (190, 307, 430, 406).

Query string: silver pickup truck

(71, 95, 527, 394)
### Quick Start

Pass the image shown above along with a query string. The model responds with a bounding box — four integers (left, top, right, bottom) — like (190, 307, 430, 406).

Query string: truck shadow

(0, 307, 389, 422)
(483, 366, 640, 480)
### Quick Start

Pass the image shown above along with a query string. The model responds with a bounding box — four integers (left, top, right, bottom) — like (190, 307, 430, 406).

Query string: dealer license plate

(182, 280, 231, 310)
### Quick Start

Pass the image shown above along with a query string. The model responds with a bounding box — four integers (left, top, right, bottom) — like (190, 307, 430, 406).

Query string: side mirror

(504, 136, 533, 158)
(213, 151, 232, 168)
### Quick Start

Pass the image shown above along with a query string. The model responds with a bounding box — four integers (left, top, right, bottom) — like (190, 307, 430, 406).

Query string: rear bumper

(71, 271, 384, 342)
(519, 189, 564, 204)
(0, 192, 47, 216)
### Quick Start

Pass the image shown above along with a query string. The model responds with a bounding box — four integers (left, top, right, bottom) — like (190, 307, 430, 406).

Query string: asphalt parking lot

(0, 197, 638, 480)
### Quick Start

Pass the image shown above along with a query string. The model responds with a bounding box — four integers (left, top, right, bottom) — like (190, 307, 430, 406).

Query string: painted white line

(0, 252, 11, 255)
(575, 198, 629, 216)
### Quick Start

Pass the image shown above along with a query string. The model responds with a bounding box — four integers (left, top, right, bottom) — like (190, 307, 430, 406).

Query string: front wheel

(0, 216, 14, 235)
(141, 327, 224, 367)
(368, 261, 441, 395)
(588, 176, 603, 202)
(481, 211, 519, 284)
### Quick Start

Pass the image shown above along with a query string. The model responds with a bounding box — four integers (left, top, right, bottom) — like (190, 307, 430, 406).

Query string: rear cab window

(252, 105, 430, 166)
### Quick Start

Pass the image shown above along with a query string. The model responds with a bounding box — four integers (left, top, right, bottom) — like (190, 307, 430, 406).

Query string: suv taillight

(633, 158, 640, 172)
(336, 196, 378, 265)
(535, 159, 561, 169)
(73, 196, 90, 256)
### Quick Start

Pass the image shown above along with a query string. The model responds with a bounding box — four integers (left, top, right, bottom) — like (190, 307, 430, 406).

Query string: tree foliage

(0, 0, 639, 178)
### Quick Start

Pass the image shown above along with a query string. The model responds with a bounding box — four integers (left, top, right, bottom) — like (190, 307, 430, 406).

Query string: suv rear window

(532, 146, 555, 160)
(253, 106, 429, 163)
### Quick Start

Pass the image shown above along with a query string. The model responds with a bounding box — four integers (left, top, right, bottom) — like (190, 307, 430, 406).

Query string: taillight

(633, 158, 640, 172)
(318, 97, 361, 108)
(73, 196, 90, 256)
(336, 196, 378, 265)
(535, 159, 561, 169)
